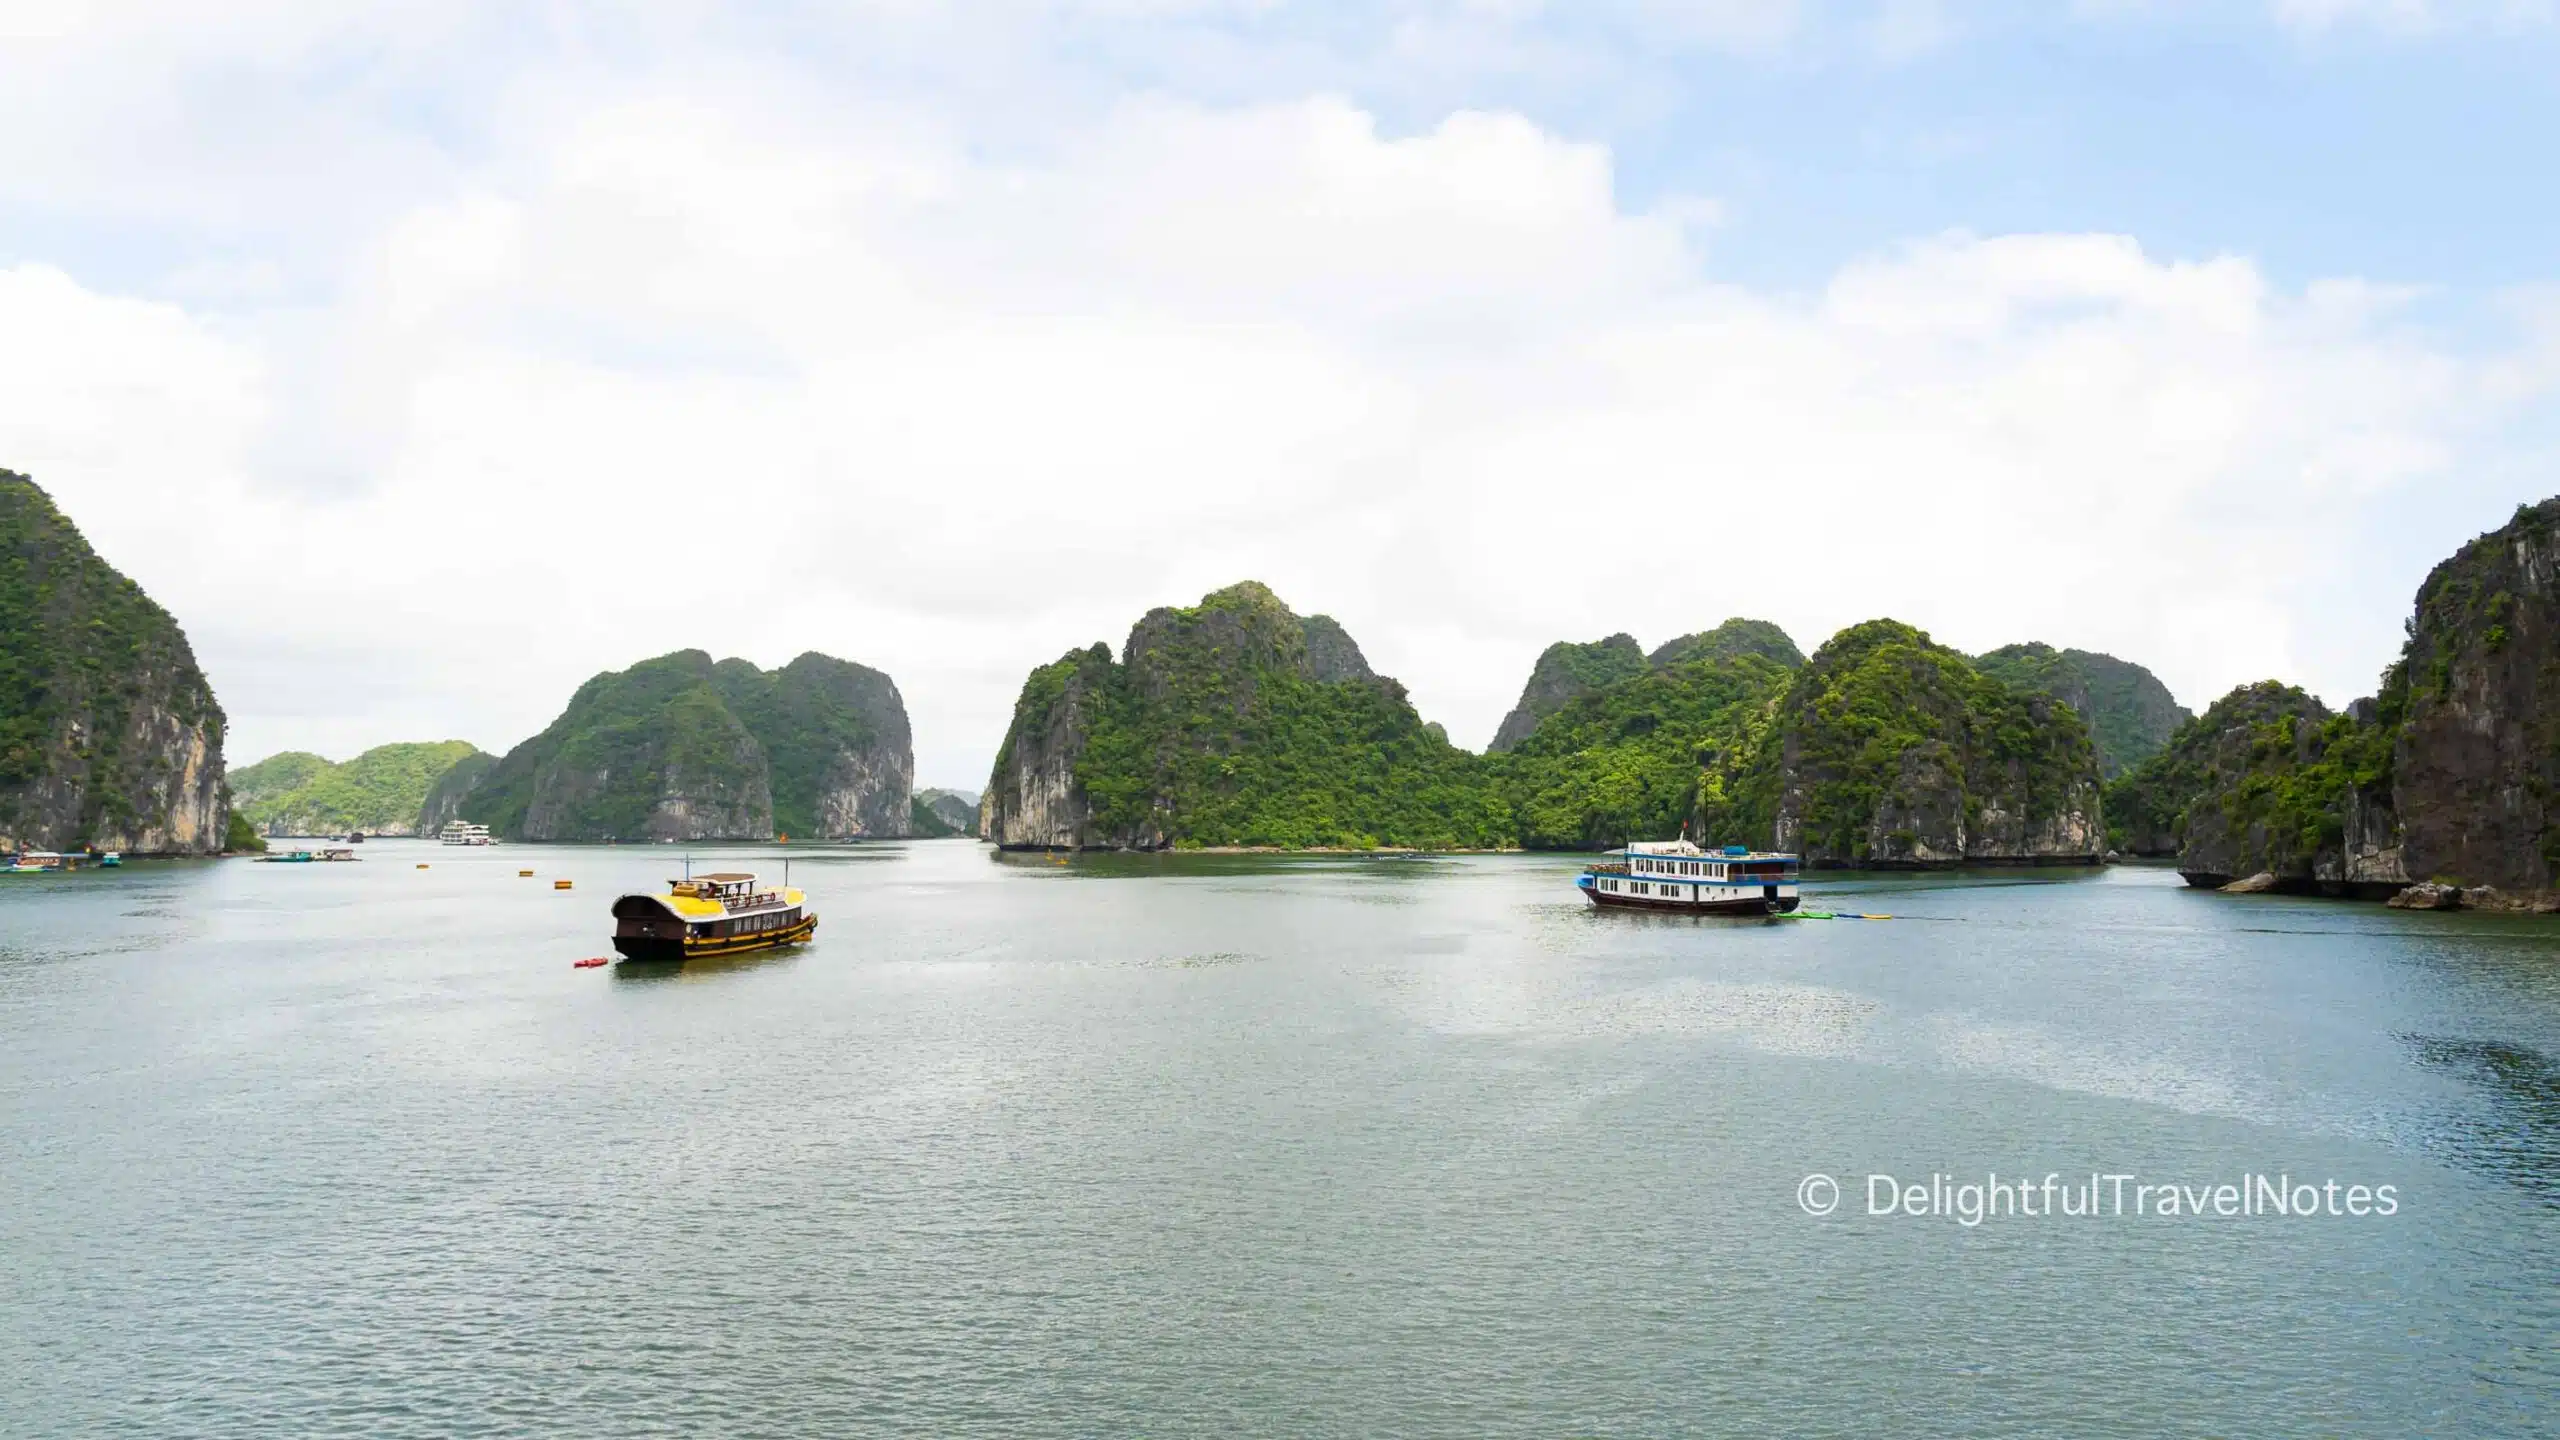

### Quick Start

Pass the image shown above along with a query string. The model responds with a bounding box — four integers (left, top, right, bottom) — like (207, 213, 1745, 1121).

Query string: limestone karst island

(9, 464, 2560, 911)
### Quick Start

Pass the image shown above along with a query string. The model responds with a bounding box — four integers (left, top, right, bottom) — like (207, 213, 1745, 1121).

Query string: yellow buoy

(416, 863, 430, 869)
(553, 879, 573, 890)
(519, 869, 534, 877)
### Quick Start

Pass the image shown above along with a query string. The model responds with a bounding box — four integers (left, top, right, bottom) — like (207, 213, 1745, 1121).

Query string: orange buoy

(553, 879, 573, 890)
(416, 863, 430, 869)
(574, 956, 609, 968)
(519, 869, 534, 877)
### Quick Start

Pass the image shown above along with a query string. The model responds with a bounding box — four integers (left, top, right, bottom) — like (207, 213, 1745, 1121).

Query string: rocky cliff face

(1298, 614, 1377, 685)
(1973, 643, 2189, 778)
(463, 649, 912, 842)
(1748, 621, 2102, 867)
(2121, 682, 2408, 894)
(715, 653, 914, 839)
(416, 752, 496, 834)
(0, 470, 227, 854)
(982, 643, 1127, 848)
(2112, 499, 2560, 903)
(981, 583, 1501, 850)
(518, 696, 773, 843)
(2390, 498, 2560, 891)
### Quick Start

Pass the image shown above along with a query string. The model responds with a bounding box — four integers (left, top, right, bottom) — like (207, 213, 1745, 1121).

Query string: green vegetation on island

(1, 469, 228, 853)
(1972, 643, 2190, 778)
(909, 797, 965, 836)
(1697, 621, 2103, 866)
(454, 649, 914, 842)
(231, 741, 482, 836)
(987, 583, 1507, 849)
(2104, 681, 2395, 881)
(1486, 619, 1803, 755)
(983, 585, 2105, 864)
(1647, 618, 1806, 670)
(1488, 653, 1790, 850)
(223, 811, 267, 853)
(2110, 495, 2560, 900)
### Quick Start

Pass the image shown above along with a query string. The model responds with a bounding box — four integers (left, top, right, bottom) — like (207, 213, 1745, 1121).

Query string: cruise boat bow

(1579, 840, 1800, 915)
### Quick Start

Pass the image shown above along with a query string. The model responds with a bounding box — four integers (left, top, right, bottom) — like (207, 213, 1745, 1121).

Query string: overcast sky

(5, 1, 2558, 789)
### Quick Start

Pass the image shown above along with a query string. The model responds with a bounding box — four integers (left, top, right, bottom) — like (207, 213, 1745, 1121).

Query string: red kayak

(573, 956, 610, 969)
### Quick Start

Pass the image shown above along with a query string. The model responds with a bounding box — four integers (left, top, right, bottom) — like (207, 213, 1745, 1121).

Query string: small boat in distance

(610, 871, 817, 962)
(437, 821, 496, 846)
(1579, 839, 1800, 915)
(260, 847, 358, 864)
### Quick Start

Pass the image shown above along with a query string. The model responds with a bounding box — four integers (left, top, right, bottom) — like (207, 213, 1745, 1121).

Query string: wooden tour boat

(1579, 839, 1801, 915)
(610, 871, 817, 962)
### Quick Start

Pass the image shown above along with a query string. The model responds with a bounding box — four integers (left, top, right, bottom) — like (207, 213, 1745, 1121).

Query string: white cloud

(3, 49, 2552, 786)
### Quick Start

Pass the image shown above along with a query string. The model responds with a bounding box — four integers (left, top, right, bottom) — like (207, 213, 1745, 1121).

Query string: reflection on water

(610, 947, 808, 985)
(2406, 1035, 2560, 1207)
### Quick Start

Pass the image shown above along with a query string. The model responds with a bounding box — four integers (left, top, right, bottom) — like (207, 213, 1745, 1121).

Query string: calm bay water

(3, 840, 2555, 1436)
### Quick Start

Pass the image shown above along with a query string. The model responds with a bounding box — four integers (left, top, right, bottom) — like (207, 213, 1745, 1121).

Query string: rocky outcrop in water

(981, 583, 1499, 850)
(2390, 498, 2560, 893)
(982, 643, 1125, 849)
(460, 649, 912, 842)
(1733, 620, 2102, 867)
(0, 470, 227, 854)
(2119, 500, 2560, 902)
(2141, 682, 2407, 896)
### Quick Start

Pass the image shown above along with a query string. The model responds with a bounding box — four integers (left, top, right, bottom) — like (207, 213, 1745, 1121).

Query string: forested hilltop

(0, 469, 228, 854)
(1972, 644, 2190, 777)
(1486, 619, 1801, 754)
(981, 583, 2116, 864)
(981, 583, 1505, 849)
(232, 741, 481, 836)
(447, 650, 913, 842)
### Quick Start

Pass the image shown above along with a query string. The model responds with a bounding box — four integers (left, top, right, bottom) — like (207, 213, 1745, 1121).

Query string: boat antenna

(684, 852, 693, 881)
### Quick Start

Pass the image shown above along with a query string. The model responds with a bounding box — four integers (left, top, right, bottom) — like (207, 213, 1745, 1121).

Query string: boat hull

(1583, 887, 1799, 916)
(612, 912, 819, 962)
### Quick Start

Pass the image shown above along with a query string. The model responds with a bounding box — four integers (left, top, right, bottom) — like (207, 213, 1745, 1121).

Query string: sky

(4, 1, 2558, 789)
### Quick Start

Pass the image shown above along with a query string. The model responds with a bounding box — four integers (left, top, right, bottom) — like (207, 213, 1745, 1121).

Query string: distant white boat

(438, 821, 496, 847)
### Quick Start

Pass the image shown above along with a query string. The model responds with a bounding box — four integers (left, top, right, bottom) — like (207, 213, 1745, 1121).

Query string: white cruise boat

(437, 821, 496, 846)
(1578, 839, 1800, 914)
